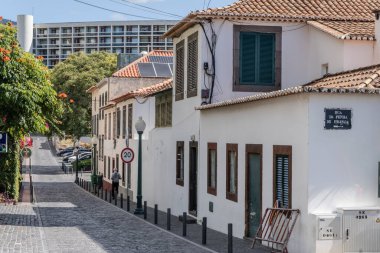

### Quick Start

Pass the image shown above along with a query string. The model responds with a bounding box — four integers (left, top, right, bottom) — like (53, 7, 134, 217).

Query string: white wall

(199, 94, 309, 252)
(198, 21, 375, 104)
(343, 40, 374, 70)
(308, 94, 380, 253)
(308, 94, 380, 213)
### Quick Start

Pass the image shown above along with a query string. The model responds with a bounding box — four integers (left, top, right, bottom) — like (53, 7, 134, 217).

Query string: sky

(1, 0, 235, 23)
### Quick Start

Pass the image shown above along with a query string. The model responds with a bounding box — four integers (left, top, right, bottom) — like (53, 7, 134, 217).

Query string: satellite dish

(140, 51, 148, 55)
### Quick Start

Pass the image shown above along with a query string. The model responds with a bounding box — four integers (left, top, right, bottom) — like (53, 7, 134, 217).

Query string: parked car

(58, 147, 91, 157)
(68, 152, 92, 163)
(57, 147, 74, 157)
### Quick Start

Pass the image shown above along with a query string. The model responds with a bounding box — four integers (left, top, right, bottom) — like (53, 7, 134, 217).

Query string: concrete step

(178, 214, 197, 224)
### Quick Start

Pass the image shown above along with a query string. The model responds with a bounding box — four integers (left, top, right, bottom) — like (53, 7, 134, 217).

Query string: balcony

(125, 42, 138, 46)
(126, 31, 138, 35)
(61, 33, 72, 37)
(99, 43, 111, 47)
(61, 44, 72, 48)
(37, 34, 48, 37)
(112, 42, 124, 47)
(36, 45, 48, 48)
(99, 32, 111, 36)
(49, 33, 59, 37)
(74, 32, 85, 36)
(87, 32, 98, 36)
(73, 43, 85, 47)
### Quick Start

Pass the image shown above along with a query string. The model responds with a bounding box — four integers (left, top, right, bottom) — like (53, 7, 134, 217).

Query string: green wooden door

(248, 153, 261, 237)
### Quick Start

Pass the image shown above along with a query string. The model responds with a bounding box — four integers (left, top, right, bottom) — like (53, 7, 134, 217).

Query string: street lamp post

(91, 136, 98, 192)
(91, 136, 98, 175)
(134, 117, 146, 215)
(74, 140, 80, 183)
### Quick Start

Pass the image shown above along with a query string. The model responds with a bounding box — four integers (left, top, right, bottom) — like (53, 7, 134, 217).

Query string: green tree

(51, 52, 117, 139)
(0, 21, 63, 200)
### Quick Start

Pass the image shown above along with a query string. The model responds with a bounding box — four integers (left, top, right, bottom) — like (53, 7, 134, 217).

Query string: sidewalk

(78, 175, 271, 253)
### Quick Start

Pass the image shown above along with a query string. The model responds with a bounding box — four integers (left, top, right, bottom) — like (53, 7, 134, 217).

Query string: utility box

(338, 207, 380, 253)
(317, 214, 341, 240)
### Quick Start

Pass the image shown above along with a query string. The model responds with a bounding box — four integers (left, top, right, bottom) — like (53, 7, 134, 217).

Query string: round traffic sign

(21, 147, 32, 158)
(121, 148, 134, 163)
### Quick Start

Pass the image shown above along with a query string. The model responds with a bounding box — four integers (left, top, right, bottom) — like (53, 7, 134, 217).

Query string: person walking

(111, 168, 121, 199)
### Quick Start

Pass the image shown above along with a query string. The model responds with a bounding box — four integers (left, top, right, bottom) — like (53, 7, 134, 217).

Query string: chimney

(373, 10, 380, 64)
(16, 15, 33, 53)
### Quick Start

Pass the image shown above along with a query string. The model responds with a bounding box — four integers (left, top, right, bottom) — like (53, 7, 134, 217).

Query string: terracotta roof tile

(112, 50, 173, 78)
(197, 64, 380, 110)
(308, 20, 375, 40)
(166, 0, 379, 39)
(196, 0, 378, 21)
(111, 79, 173, 103)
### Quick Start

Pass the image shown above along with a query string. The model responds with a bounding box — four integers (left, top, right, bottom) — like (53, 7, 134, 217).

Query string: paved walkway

(0, 136, 213, 253)
(0, 136, 271, 253)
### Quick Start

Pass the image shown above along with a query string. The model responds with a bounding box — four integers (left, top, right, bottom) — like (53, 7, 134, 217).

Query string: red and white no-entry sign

(121, 147, 134, 163)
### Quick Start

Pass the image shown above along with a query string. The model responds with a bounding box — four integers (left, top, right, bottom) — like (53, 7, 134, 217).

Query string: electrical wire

(107, 0, 179, 18)
(118, 0, 182, 18)
(207, 0, 213, 8)
(73, 0, 162, 20)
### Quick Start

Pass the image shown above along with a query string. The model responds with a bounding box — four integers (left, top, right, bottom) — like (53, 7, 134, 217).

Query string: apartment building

(32, 20, 177, 68)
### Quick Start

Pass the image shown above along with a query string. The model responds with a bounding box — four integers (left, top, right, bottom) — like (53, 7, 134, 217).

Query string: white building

(90, 0, 380, 252)
(88, 50, 173, 198)
(32, 20, 177, 68)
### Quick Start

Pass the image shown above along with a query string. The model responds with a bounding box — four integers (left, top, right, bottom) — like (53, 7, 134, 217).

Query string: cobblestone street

(0, 137, 213, 253)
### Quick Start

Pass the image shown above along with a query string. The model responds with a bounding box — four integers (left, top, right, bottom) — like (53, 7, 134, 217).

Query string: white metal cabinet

(339, 208, 380, 253)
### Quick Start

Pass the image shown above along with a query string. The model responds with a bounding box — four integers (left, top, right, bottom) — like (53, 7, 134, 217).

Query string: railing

(251, 207, 300, 253)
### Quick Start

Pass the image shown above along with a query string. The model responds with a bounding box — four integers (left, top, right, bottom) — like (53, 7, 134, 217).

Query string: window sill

(207, 187, 217, 196)
(176, 178, 184, 186)
(233, 84, 280, 92)
(226, 192, 238, 202)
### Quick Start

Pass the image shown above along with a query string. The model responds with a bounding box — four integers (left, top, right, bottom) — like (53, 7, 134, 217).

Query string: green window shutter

(240, 32, 275, 86)
(259, 34, 275, 85)
(240, 32, 256, 84)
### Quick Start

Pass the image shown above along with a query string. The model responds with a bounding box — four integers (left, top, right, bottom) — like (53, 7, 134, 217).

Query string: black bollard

(228, 223, 233, 253)
(109, 190, 112, 203)
(202, 217, 207, 245)
(144, 201, 147, 219)
(127, 195, 130, 211)
(154, 204, 158, 224)
(115, 194, 117, 206)
(105, 190, 107, 201)
(97, 187, 100, 197)
(120, 194, 123, 208)
(182, 212, 187, 237)
(167, 208, 171, 230)
(101, 189, 104, 199)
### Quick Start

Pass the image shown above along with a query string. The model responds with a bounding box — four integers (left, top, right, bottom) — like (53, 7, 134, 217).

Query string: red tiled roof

(112, 50, 173, 78)
(308, 20, 375, 40)
(111, 79, 173, 103)
(197, 64, 380, 110)
(165, 0, 379, 39)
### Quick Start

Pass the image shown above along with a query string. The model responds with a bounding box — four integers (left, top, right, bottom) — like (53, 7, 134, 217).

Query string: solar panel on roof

(147, 56, 173, 64)
(138, 63, 156, 77)
(153, 63, 172, 77)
